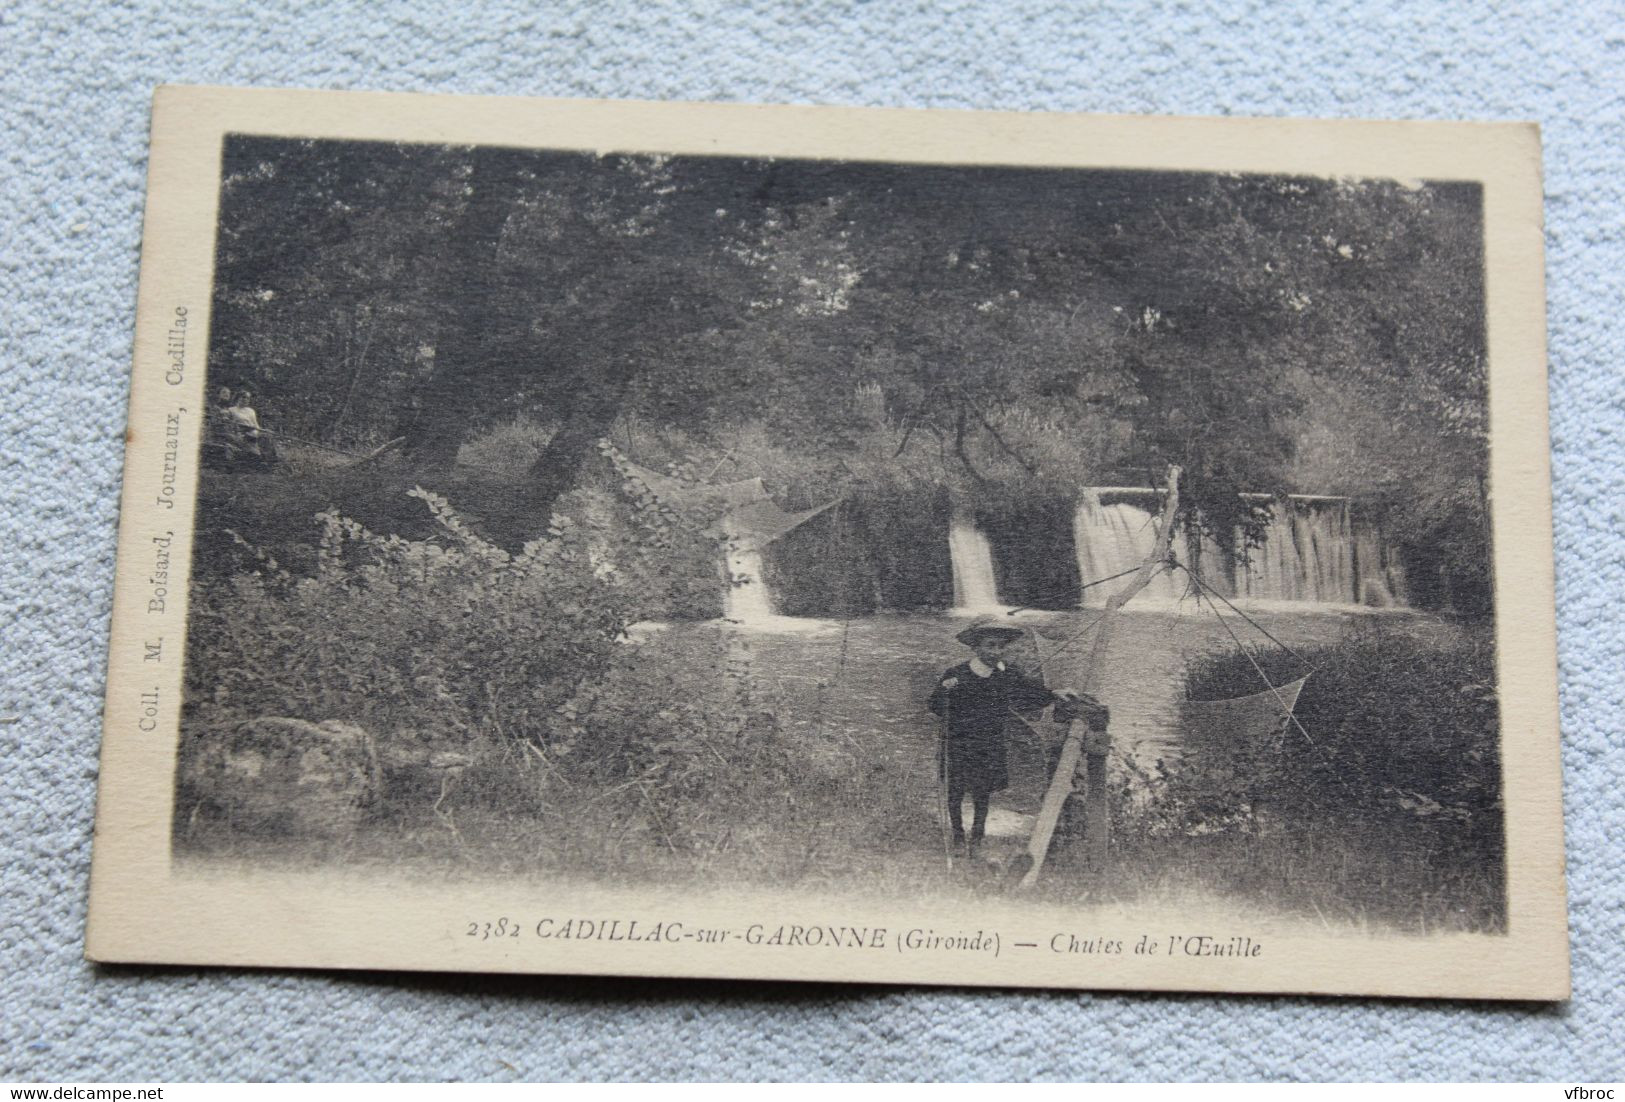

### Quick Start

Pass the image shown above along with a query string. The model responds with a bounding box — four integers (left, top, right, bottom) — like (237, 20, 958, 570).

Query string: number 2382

(467, 918, 521, 940)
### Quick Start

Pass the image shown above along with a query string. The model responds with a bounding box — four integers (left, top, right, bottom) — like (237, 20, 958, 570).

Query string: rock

(182, 717, 380, 838)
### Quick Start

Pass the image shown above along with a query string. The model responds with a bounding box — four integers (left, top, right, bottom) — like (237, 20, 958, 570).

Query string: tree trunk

(1020, 464, 1182, 889)
(500, 271, 683, 534)
(402, 153, 522, 469)
(516, 358, 637, 518)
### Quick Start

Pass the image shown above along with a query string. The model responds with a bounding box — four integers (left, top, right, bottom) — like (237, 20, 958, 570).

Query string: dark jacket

(927, 661, 1058, 794)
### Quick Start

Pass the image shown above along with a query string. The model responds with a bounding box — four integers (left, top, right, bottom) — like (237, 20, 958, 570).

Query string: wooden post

(1080, 715, 1112, 872)
(1019, 465, 1181, 890)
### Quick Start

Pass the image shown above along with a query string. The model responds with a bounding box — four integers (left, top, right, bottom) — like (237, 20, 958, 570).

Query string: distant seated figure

(927, 620, 1085, 858)
(207, 387, 278, 470)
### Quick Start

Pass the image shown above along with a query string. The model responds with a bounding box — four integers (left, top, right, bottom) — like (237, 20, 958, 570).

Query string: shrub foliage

(178, 488, 831, 879)
(1115, 624, 1506, 930)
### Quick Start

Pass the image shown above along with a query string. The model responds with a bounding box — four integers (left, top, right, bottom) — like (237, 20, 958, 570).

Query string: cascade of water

(1231, 498, 1413, 606)
(1322, 502, 1359, 602)
(1353, 526, 1408, 607)
(1071, 492, 1186, 607)
(1072, 489, 1408, 610)
(736, 486, 1406, 617)
(1235, 508, 1299, 601)
(948, 507, 1003, 613)
(722, 540, 778, 626)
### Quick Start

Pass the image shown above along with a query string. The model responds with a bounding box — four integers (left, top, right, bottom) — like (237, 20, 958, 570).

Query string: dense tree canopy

(207, 136, 1487, 582)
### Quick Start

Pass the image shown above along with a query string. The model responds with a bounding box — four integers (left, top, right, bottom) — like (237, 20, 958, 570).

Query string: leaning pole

(1019, 465, 1182, 890)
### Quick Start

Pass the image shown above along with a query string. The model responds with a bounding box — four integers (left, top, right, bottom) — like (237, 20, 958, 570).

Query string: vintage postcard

(87, 85, 1566, 999)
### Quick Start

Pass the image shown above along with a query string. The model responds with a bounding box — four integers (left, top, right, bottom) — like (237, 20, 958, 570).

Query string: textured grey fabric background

(2, 0, 1620, 1082)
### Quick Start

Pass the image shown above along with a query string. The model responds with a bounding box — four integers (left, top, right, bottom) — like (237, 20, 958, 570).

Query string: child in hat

(928, 620, 1082, 857)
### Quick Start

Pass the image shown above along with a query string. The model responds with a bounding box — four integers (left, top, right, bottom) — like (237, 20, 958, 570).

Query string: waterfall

(1234, 508, 1309, 602)
(731, 487, 1406, 617)
(1232, 498, 1382, 605)
(721, 539, 839, 633)
(723, 540, 778, 626)
(1353, 526, 1409, 608)
(1072, 491, 1187, 607)
(948, 507, 1004, 613)
(1071, 489, 1409, 610)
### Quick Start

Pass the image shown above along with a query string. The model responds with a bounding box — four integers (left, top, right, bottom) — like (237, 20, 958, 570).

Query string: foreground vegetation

(177, 490, 922, 889)
(1109, 625, 1506, 932)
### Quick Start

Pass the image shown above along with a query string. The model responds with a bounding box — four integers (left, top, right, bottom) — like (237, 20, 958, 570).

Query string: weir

(603, 442, 842, 631)
(719, 478, 1406, 619)
(932, 492, 1403, 615)
(1070, 489, 1407, 609)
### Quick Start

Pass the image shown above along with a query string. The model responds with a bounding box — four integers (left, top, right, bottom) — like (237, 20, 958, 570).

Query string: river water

(728, 605, 1458, 836)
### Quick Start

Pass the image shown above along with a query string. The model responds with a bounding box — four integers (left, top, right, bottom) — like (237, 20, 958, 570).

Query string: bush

(177, 488, 844, 885)
(528, 626, 802, 867)
(1115, 622, 1505, 930)
(185, 488, 632, 744)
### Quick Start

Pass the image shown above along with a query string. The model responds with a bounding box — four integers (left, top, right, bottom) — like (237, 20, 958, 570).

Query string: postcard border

(86, 85, 1566, 1000)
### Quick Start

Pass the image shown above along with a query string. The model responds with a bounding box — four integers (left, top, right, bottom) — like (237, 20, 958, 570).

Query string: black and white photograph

(86, 88, 1565, 998)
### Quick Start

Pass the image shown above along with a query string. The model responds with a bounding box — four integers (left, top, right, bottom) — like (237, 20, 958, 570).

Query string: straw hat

(954, 619, 1026, 647)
